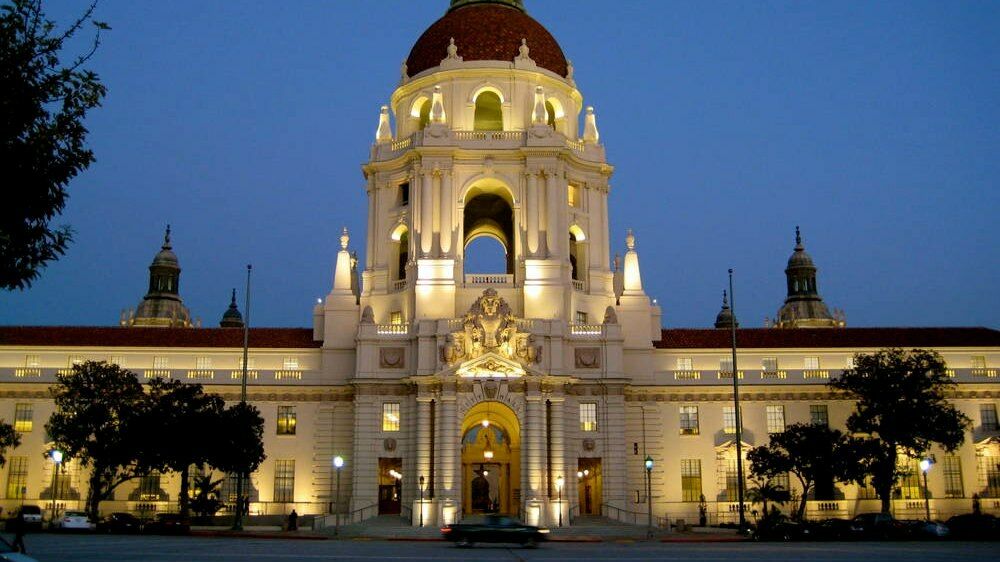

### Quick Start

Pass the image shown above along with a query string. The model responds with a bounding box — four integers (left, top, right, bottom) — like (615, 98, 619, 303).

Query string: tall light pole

(556, 475, 564, 527)
(644, 456, 653, 539)
(49, 450, 62, 525)
(233, 264, 252, 531)
(333, 455, 344, 537)
(920, 458, 933, 522)
(728, 269, 747, 533)
(418, 475, 426, 527)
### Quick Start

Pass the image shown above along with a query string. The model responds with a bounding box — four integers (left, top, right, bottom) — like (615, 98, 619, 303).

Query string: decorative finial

(163, 224, 172, 247)
(795, 225, 802, 246)
(583, 106, 599, 143)
(566, 59, 574, 81)
(445, 37, 462, 61)
(376, 105, 393, 142)
(400, 60, 408, 80)
(722, 289, 729, 308)
(340, 227, 350, 250)
(230, 288, 237, 305)
(625, 228, 635, 251)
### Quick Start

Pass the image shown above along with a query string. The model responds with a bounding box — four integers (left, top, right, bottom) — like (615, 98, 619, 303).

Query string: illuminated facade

(0, 0, 998, 528)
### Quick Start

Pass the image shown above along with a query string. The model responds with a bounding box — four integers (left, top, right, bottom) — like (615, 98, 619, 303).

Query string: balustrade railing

(761, 369, 787, 379)
(230, 370, 259, 380)
(572, 279, 585, 292)
(803, 369, 830, 379)
(464, 273, 514, 286)
(274, 370, 302, 380)
(674, 370, 701, 381)
(391, 279, 408, 292)
(972, 368, 998, 378)
(186, 370, 215, 380)
(14, 368, 41, 378)
(569, 323, 603, 336)
(376, 323, 410, 335)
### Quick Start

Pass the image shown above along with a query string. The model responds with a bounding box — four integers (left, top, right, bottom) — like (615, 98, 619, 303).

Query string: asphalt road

(16, 534, 1000, 562)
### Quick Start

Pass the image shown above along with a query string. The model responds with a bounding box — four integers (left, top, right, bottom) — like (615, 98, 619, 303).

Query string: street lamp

(644, 456, 654, 539)
(333, 455, 344, 537)
(920, 458, 934, 522)
(555, 475, 564, 527)
(418, 475, 426, 527)
(49, 450, 63, 525)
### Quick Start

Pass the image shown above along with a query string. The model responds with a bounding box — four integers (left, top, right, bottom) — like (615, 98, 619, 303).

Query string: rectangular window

(723, 406, 739, 435)
(942, 455, 964, 498)
(977, 454, 1000, 498)
(845, 356, 856, 369)
(676, 357, 693, 371)
(24, 355, 40, 368)
(68, 355, 84, 367)
(766, 405, 785, 434)
(679, 406, 699, 435)
(109, 355, 124, 367)
(981, 404, 999, 431)
(273, 460, 295, 503)
(6, 457, 28, 499)
(390, 311, 403, 325)
(283, 357, 299, 371)
(153, 356, 168, 370)
(723, 457, 742, 501)
(857, 476, 878, 499)
(13, 404, 32, 433)
(810, 404, 829, 427)
(277, 406, 296, 435)
(575, 311, 588, 324)
(382, 402, 400, 432)
(681, 459, 702, 502)
(568, 184, 580, 207)
(804, 356, 820, 370)
(399, 182, 409, 205)
(971, 355, 987, 369)
(196, 356, 213, 370)
(134, 471, 164, 501)
(580, 403, 598, 432)
(898, 458, 923, 500)
(761, 357, 778, 373)
(720, 358, 733, 374)
(238, 356, 257, 370)
(771, 472, 790, 496)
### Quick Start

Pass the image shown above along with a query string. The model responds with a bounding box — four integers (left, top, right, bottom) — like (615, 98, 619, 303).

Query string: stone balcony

(370, 128, 605, 162)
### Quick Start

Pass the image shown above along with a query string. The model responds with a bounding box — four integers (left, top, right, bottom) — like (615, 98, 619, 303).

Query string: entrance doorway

(378, 458, 402, 515)
(461, 400, 520, 515)
(577, 458, 602, 515)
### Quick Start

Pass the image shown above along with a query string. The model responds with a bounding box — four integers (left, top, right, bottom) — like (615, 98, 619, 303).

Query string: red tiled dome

(406, 4, 568, 78)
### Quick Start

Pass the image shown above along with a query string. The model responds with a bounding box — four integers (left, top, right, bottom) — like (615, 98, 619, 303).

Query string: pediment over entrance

(440, 288, 542, 367)
(456, 352, 525, 379)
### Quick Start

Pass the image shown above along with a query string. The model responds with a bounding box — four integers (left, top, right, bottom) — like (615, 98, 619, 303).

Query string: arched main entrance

(461, 401, 520, 515)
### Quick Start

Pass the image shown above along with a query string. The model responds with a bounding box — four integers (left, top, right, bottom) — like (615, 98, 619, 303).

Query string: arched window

(465, 236, 507, 274)
(569, 226, 587, 283)
(474, 91, 503, 131)
(545, 100, 556, 128)
(418, 100, 431, 130)
(397, 231, 408, 280)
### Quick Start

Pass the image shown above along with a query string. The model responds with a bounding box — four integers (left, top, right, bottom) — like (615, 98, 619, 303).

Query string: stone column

(436, 392, 459, 525)
(439, 170, 453, 256)
(414, 396, 432, 526)
(523, 391, 545, 525)
(545, 170, 560, 258)
(421, 170, 434, 255)
(549, 397, 566, 526)
(526, 171, 539, 256)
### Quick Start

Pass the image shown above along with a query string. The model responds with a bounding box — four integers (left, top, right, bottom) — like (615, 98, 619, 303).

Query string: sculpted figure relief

(440, 289, 541, 367)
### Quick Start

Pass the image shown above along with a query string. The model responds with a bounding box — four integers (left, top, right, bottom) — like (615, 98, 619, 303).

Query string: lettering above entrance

(441, 289, 542, 375)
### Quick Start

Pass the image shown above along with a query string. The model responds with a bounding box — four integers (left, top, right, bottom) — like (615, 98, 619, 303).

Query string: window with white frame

(68, 355, 84, 367)
(723, 406, 740, 434)
(24, 355, 39, 368)
(580, 403, 598, 432)
(981, 403, 999, 431)
(761, 357, 778, 373)
(679, 406, 699, 435)
(273, 460, 295, 503)
(277, 406, 296, 435)
(6, 457, 28, 499)
(681, 459, 702, 502)
(153, 356, 168, 370)
(109, 356, 124, 367)
(196, 356, 213, 370)
(942, 455, 964, 498)
(810, 404, 829, 427)
(14, 404, 32, 433)
(804, 356, 820, 370)
(283, 356, 299, 371)
(382, 402, 400, 432)
(238, 355, 257, 370)
(720, 358, 733, 373)
(971, 356, 987, 369)
(676, 357, 693, 371)
(766, 405, 785, 434)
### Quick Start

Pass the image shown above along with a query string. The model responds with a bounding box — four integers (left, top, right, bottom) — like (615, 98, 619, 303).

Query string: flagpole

(729, 269, 746, 532)
(233, 264, 252, 531)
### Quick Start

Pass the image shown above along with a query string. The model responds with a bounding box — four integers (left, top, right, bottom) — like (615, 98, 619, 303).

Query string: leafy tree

(189, 472, 224, 519)
(0, 421, 21, 466)
(46, 361, 150, 519)
(830, 348, 970, 514)
(211, 402, 266, 505)
(1, 0, 108, 290)
(143, 379, 224, 518)
(747, 423, 863, 521)
(746, 476, 788, 520)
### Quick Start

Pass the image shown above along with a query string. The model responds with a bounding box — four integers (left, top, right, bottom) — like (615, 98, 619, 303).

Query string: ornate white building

(0, 0, 998, 528)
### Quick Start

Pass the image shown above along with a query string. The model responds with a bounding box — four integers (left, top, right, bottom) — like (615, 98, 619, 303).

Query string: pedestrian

(10, 510, 25, 554)
(287, 509, 298, 531)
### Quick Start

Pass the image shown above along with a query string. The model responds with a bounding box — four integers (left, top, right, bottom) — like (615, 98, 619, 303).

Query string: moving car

(97, 513, 141, 534)
(52, 511, 93, 531)
(5, 506, 42, 532)
(944, 513, 998, 540)
(142, 513, 190, 535)
(441, 515, 549, 548)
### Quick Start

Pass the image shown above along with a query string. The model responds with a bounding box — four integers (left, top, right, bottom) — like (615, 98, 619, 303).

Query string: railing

(390, 136, 412, 151)
(391, 279, 408, 292)
(803, 369, 830, 379)
(452, 130, 526, 142)
(372, 129, 603, 163)
(376, 323, 410, 335)
(349, 503, 379, 524)
(186, 370, 215, 380)
(144, 370, 169, 379)
(945, 369, 956, 377)
(274, 370, 302, 380)
(602, 503, 663, 527)
(761, 370, 787, 379)
(674, 370, 701, 381)
(230, 370, 259, 380)
(718, 371, 744, 380)
(400, 504, 412, 523)
(464, 273, 514, 286)
(569, 323, 603, 336)
(56, 368, 76, 376)
(972, 368, 998, 378)
(568, 503, 580, 523)
(515, 319, 536, 332)
(572, 279, 585, 292)
(13, 368, 41, 378)
(565, 138, 585, 151)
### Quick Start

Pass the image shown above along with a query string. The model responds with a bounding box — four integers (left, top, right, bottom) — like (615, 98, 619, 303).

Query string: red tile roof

(0, 326, 321, 349)
(655, 327, 1000, 349)
(406, 4, 568, 77)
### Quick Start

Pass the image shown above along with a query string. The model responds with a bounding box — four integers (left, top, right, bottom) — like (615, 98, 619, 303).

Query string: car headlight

(538, 529, 550, 534)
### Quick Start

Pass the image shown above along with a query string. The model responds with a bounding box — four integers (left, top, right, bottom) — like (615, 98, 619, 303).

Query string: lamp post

(556, 475, 564, 527)
(49, 450, 63, 525)
(232, 264, 252, 532)
(920, 458, 933, 522)
(333, 455, 344, 537)
(644, 456, 653, 539)
(418, 475, 426, 527)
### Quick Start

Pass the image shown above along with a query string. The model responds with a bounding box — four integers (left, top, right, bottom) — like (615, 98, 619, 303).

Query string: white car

(53, 511, 93, 531)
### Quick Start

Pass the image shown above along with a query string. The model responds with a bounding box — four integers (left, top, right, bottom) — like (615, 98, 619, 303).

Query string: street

(15, 534, 1000, 562)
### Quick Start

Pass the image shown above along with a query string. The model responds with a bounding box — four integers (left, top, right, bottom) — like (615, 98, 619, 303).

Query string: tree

(143, 378, 225, 518)
(211, 402, 266, 508)
(747, 423, 863, 521)
(746, 476, 788, 520)
(189, 472, 224, 519)
(1, 0, 108, 290)
(0, 421, 20, 467)
(829, 348, 970, 514)
(46, 361, 148, 519)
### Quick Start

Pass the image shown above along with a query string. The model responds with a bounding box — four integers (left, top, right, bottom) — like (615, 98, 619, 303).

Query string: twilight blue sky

(2, 0, 997, 329)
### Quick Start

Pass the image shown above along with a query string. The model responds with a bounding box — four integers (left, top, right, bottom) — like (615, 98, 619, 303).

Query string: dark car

(850, 512, 908, 540)
(5, 506, 42, 532)
(899, 519, 949, 539)
(945, 513, 999, 540)
(751, 514, 810, 541)
(97, 513, 141, 534)
(142, 513, 190, 535)
(809, 518, 854, 540)
(441, 515, 549, 548)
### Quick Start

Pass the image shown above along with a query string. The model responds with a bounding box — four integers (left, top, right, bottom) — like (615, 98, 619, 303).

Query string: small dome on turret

(219, 288, 244, 328)
(714, 290, 738, 330)
(786, 226, 815, 270)
(151, 225, 179, 268)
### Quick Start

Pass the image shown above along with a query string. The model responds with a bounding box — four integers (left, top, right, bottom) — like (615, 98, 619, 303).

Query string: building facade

(0, 0, 998, 527)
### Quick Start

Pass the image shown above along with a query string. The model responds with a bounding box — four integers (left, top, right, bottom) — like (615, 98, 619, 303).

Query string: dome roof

(786, 226, 815, 270)
(152, 226, 179, 268)
(219, 289, 244, 328)
(714, 291, 738, 330)
(406, 2, 568, 78)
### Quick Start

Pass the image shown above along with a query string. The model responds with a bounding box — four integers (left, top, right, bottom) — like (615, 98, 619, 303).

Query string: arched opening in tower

(474, 91, 503, 131)
(463, 190, 514, 276)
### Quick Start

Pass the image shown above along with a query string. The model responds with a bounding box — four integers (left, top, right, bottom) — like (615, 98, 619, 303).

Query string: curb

(191, 530, 328, 541)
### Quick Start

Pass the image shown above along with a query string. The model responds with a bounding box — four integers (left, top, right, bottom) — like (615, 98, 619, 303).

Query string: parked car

(441, 515, 549, 547)
(52, 511, 94, 531)
(97, 513, 142, 534)
(809, 518, 854, 540)
(944, 513, 999, 540)
(5, 506, 42, 532)
(142, 513, 190, 535)
(900, 519, 949, 539)
(850, 512, 908, 540)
